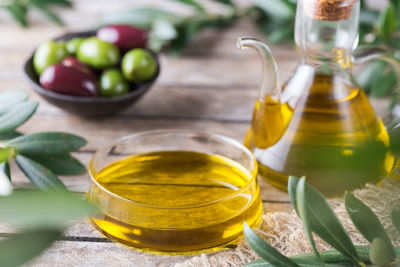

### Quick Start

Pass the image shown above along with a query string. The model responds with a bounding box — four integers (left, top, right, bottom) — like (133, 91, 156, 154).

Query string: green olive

(100, 68, 130, 97)
(33, 41, 68, 75)
(66, 37, 85, 55)
(121, 49, 157, 82)
(77, 37, 120, 69)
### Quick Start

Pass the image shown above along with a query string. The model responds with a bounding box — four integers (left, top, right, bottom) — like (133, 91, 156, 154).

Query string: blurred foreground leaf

(0, 190, 97, 228)
(0, 229, 62, 267)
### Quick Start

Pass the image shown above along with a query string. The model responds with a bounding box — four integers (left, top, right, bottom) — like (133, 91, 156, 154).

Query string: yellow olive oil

(245, 73, 394, 195)
(88, 151, 262, 253)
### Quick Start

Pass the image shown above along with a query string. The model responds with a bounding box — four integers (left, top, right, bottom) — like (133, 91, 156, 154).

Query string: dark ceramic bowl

(23, 30, 160, 117)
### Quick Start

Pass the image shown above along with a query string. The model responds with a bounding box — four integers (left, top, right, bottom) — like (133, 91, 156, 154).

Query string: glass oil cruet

(237, 0, 400, 195)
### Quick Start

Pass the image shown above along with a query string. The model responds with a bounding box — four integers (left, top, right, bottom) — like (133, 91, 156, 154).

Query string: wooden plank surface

(0, 0, 295, 266)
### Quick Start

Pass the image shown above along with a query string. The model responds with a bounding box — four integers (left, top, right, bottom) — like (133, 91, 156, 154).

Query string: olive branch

(0, 89, 87, 194)
(244, 177, 400, 267)
(0, 90, 96, 267)
(1, 0, 72, 27)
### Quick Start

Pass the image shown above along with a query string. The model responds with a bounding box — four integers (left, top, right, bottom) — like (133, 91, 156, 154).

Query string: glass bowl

(87, 130, 263, 254)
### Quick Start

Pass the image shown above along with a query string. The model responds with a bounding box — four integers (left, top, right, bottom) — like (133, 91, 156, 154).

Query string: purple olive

(97, 25, 148, 51)
(40, 64, 99, 97)
(62, 57, 95, 77)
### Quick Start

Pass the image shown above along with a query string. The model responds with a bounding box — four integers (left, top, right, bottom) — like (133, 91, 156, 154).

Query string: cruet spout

(236, 37, 281, 102)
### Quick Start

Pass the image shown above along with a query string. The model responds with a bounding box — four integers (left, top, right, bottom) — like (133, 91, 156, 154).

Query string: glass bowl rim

(88, 129, 259, 209)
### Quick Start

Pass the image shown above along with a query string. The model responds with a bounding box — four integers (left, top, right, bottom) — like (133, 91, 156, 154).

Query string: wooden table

(0, 1, 301, 266)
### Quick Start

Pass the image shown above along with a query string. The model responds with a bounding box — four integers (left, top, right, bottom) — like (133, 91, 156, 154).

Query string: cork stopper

(305, 0, 356, 21)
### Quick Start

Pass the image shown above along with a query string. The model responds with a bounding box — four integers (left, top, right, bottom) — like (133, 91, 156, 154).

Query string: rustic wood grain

(22, 201, 293, 267)
(0, 0, 305, 265)
(0, 50, 299, 88)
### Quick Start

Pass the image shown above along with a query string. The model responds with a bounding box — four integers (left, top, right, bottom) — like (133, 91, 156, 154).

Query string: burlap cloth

(176, 178, 400, 267)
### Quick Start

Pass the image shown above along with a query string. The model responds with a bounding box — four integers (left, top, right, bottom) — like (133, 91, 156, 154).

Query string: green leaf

(3, 3, 28, 27)
(268, 27, 293, 44)
(243, 223, 299, 267)
(389, 91, 399, 111)
(0, 131, 22, 141)
(288, 177, 361, 264)
(292, 246, 369, 265)
(0, 161, 12, 196)
(30, 0, 72, 7)
(31, 3, 64, 25)
(169, 21, 203, 56)
(245, 259, 268, 267)
(288, 176, 300, 215)
(359, 9, 379, 27)
(100, 8, 179, 29)
(369, 238, 395, 265)
(391, 210, 400, 233)
(0, 229, 62, 267)
(152, 19, 177, 40)
(251, 0, 295, 21)
(391, 0, 400, 7)
(211, 0, 235, 7)
(344, 192, 396, 261)
(0, 90, 29, 115)
(0, 190, 97, 228)
(357, 61, 386, 93)
(149, 19, 178, 51)
(370, 71, 396, 98)
(0, 101, 38, 134)
(0, 147, 12, 163)
(246, 246, 388, 266)
(389, 123, 400, 155)
(28, 154, 86, 175)
(170, 0, 206, 13)
(379, 4, 397, 43)
(296, 178, 324, 266)
(244, 259, 353, 267)
(15, 155, 66, 191)
(0, 161, 10, 179)
(7, 132, 87, 155)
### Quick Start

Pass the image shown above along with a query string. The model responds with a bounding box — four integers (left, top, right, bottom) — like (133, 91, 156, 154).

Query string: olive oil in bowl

(88, 131, 262, 253)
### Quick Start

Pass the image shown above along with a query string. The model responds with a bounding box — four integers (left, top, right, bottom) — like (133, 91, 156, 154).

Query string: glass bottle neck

(303, 48, 353, 71)
(295, 0, 360, 62)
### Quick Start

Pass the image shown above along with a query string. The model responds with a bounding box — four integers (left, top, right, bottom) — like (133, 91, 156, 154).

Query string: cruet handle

(236, 37, 281, 102)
